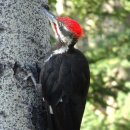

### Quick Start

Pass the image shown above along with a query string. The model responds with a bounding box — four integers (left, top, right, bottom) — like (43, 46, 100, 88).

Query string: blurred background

(49, 0, 130, 129)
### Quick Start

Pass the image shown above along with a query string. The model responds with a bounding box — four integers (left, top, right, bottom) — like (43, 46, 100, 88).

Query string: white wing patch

(59, 98, 63, 102)
(49, 105, 53, 114)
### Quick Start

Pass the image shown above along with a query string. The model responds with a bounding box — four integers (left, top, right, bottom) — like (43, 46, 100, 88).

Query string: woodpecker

(26, 6, 90, 130)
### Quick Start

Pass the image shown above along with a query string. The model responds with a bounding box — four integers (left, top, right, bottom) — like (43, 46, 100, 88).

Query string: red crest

(57, 17, 84, 38)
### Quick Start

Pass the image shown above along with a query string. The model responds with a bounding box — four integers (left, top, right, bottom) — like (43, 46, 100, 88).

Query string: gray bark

(0, 0, 50, 130)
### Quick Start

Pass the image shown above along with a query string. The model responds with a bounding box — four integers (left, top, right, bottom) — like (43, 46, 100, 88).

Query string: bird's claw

(23, 72, 32, 81)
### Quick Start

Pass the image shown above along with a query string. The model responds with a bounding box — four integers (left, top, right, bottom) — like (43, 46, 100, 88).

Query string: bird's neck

(51, 37, 78, 55)
(52, 42, 66, 50)
(51, 42, 74, 56)
(53, 45, 68, 55)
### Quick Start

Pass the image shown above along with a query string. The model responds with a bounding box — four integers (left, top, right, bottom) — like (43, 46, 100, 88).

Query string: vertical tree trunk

(0, 0, 50, 130)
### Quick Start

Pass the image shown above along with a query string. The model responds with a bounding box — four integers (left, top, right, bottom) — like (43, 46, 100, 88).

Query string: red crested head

(56, 17, 84, 38)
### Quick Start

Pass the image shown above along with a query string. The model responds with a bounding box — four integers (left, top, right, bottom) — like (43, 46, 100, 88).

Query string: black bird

(27, 6, 90, 130)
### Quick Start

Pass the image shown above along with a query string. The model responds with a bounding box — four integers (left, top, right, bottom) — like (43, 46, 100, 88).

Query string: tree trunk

(0, 0, 50, 130)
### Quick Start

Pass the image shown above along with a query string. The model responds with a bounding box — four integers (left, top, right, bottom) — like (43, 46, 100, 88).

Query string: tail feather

(49, 96, 86, 130)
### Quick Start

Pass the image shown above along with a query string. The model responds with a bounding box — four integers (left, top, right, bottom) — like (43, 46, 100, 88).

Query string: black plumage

(39, 46, 90, 130)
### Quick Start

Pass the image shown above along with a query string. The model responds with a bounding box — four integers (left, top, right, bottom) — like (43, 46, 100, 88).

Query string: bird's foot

(24, 63, 42, 95)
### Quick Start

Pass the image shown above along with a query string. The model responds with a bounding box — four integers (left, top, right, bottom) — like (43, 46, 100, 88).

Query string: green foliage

(49, 0, 130, 129)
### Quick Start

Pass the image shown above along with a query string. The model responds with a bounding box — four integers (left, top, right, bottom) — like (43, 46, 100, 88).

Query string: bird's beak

(40, 6, 59, 39)
(40, 6, 57, 25)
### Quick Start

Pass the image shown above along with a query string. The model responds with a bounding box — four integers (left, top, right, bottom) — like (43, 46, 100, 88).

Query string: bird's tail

(46, 96, 86, 130)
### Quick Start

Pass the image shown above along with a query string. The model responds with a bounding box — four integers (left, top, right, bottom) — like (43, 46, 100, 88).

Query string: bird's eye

(58, 22, 63, 27)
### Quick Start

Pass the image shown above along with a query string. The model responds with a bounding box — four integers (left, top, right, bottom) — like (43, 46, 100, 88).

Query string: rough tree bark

(0, 0, 50, 130)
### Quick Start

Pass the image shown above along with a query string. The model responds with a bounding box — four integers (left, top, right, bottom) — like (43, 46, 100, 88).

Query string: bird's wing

(50, 53, 90, 130)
